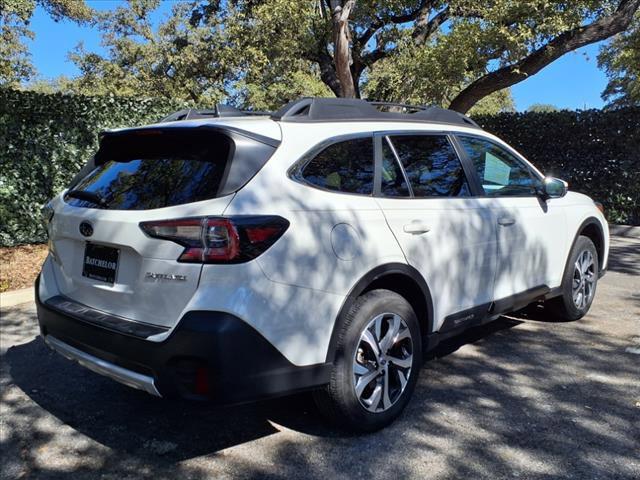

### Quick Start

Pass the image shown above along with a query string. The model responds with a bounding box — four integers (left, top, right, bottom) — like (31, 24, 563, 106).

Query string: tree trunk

(330, 0, 357, 97)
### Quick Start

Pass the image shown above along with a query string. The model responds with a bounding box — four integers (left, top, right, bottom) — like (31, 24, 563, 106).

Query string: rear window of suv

(65, 128, 273, 210)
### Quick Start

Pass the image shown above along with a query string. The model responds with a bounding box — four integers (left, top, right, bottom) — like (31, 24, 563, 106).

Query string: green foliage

(361, 31, 515, 114)
(527, 103, 560, 113)
(353, 0, 628, 110)
(15, 0, 634, 113)
(0, 89, 188, 245)
(230, 0, 332, 109)
(598, 13, 640, 108)
(1, 90, 638, 247)
(1, 0, 36, 86)
(477, 107, 640, 225)
(65, 0, 240, 104)
(0, 0, 93, 87)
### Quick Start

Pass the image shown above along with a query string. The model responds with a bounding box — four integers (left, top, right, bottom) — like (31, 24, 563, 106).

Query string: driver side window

(457, 136, 539, 197)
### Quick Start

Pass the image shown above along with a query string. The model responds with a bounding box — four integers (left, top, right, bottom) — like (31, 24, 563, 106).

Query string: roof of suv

(106, 98, 482, 146)
(270, 98, 480, 128)
(158, 97, 480, 129)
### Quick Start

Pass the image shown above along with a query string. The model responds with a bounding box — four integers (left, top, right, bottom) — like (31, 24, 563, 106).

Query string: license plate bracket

(82, 243, 119, 284)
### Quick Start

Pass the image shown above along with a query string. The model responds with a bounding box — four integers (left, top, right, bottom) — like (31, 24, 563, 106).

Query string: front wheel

(313, 289, 422, 432)
(548, 235, 599, 320)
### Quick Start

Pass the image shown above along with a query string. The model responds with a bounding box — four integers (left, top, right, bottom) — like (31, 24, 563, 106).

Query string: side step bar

(44, 335, 161, 397)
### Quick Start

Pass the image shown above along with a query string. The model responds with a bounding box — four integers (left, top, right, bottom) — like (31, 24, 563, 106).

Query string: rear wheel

(548, 235, 599, 320)
(314, 289, 422, 432)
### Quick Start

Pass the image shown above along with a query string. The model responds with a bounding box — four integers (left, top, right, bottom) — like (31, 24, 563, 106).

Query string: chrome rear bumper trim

(44, 335, 161, 397)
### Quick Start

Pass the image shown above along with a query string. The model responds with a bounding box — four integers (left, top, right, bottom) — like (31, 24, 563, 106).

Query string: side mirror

(538, 177, 568, 199)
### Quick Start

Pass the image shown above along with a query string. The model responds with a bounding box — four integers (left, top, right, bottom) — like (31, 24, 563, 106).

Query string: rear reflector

(140, 216, 289, 264)
(194, 367, 210, 396)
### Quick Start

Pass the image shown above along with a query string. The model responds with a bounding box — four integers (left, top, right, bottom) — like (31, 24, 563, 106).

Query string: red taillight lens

(140, 216, 289, 264)
(202, 218, 240, 262)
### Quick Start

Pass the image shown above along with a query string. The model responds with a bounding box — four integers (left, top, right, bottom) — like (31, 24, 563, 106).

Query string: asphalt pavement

(1, 233, 638, 479)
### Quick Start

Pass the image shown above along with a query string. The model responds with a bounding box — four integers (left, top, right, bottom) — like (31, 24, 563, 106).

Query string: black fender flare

(324, 263, 434, 363)
(564, 216, 606, 276)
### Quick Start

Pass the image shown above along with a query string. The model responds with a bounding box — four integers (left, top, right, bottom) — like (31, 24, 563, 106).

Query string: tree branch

(356, 0, 432, 47)
(360, 47, 389, 67)
(359, 2, 446, 67)
(412, 6, 449, 44)
(449, 0, 640, 113)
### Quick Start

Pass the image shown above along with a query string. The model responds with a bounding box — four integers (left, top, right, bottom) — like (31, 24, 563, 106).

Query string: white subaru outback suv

(37, 98, 609, 432)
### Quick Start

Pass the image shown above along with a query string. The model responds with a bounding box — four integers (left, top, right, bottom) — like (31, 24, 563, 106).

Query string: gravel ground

(1, 234, 638, 479)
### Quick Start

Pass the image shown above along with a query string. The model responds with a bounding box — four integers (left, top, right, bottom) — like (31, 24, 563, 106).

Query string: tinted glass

(298, 137, 374, 194)
(458, 136, 538, 196)
(381, 138, 410, 197)
(388, 135, 470, 197)
(65, 130, 231, 210)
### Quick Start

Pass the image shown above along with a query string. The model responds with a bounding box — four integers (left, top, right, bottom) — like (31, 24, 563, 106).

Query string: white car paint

(39, 114, 609, 366)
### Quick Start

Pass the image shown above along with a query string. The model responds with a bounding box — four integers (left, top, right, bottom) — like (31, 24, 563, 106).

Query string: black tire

(548, 235, 599, 320)
(313, 289, 422, 433)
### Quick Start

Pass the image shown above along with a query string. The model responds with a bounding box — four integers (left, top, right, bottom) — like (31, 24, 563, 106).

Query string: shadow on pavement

(4, 317, 519, 462)
(2, 296, 638, 478)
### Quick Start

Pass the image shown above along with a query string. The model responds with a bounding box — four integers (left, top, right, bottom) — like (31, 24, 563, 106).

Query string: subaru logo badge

(79, 221, 93, 237)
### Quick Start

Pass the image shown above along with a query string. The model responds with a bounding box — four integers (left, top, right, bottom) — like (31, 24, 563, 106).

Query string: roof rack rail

(161, 105, 270, 123)
(270, 97, 480, 128)
(368, 101, 430, 113)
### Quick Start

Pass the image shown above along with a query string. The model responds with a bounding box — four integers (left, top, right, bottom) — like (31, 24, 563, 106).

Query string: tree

(33, 1, 640, 113)
(63, 0, 332, 107)
(317, 0, 640, 112)
(598, 12, 640, 108)
(66, 0, 240, 104)
(0, 0, 93, 87)
(527, 103, 560, 112)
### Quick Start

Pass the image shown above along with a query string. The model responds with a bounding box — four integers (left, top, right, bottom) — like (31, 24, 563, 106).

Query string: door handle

(403, 221, 431, 235)
(498, 217, 516, 226)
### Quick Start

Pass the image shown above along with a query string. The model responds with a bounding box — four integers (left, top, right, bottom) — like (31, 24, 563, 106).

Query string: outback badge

(145, 272, 187, 281)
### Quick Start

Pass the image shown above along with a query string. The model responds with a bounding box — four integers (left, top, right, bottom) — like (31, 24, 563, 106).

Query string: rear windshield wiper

(66, 189, 109, 208)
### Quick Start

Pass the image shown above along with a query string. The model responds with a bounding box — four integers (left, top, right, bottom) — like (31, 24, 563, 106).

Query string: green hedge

(0, 89, 188, 245)
(1, 90, 638, 246)
(477, 108, 640, 225)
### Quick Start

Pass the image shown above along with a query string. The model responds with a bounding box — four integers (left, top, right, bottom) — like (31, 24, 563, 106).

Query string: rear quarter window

(291, 137, 374, 195)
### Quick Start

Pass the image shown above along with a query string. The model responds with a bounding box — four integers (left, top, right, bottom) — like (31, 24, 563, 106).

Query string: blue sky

(27, 1, 609, 111)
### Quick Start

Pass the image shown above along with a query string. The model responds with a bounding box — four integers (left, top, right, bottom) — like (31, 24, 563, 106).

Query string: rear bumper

(44, 335, 161, 397)
(35, 276, 331, 403)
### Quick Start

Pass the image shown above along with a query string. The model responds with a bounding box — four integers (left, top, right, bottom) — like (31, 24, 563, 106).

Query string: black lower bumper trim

(45, 295, 169, 339)
(35, 276, 331, 403)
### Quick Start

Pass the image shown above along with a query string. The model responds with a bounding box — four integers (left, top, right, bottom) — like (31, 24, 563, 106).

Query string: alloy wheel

(572, 249, 596, 310)
(352, 313, 413, 413)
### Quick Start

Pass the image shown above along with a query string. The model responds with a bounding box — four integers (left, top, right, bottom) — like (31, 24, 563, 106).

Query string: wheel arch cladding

(577, 218, 605, 271)
(572, 221, 604, 270)
(325, 263, 433, 363)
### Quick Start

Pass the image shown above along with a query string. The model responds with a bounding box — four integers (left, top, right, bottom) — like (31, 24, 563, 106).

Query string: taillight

(140, 216, 289, 264)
